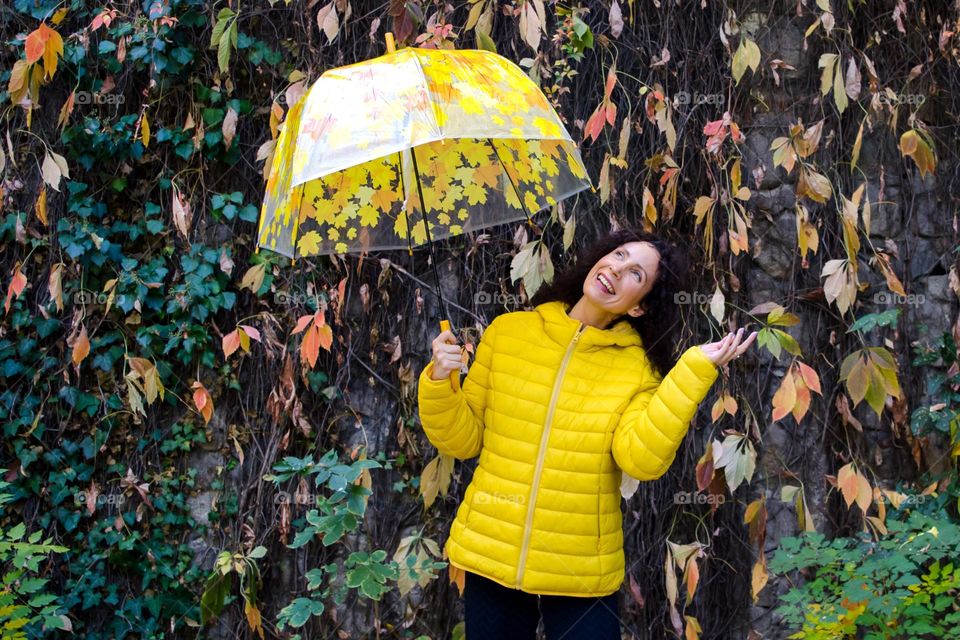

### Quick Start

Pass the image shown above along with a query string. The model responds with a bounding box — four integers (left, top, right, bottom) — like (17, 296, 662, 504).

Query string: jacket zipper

(515, 321, 586, 588)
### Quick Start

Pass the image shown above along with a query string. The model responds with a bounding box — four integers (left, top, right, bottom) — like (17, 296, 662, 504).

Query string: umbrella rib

(397, 151, 415, 257)
(485, 138, 534, 228)
(409, 145, 451, 325)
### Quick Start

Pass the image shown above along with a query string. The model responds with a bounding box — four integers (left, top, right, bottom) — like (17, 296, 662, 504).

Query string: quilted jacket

(417, 300, 720, 597)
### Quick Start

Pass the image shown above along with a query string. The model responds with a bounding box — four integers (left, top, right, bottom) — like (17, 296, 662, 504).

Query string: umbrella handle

(439, 319, 461, 392)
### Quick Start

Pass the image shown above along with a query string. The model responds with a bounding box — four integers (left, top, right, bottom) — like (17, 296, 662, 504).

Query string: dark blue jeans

(464, 570, 621, 640)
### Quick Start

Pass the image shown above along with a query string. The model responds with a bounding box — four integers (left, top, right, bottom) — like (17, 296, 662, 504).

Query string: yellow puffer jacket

(417, 300, 719, 597)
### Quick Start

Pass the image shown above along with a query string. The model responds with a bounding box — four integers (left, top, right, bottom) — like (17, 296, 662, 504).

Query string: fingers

(434, 329, 457, 345)
(718, 327, 760, 366)
(431, 329, 464, 377)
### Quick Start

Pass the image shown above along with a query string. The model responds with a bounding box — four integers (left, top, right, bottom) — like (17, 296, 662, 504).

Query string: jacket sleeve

(416, 318, 498, 460)
(612, 345, 719, 481)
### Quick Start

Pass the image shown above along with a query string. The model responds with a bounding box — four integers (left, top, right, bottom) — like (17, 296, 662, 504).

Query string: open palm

(700, 327, 759, 368)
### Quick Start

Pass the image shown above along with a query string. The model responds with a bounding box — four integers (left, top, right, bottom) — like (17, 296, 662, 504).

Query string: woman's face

(582, 241, 661, 318)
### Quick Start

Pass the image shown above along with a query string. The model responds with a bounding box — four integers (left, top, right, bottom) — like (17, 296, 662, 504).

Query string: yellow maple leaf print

(297, 230, 322, 255)
(358, 205, 380, 227)
(463, 183, 487, 206)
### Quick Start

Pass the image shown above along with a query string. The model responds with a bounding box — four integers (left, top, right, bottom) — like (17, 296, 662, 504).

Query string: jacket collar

(534, 300, 643, 348)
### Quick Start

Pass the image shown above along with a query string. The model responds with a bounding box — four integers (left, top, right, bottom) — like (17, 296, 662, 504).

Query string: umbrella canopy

(256, 46, 591, 259)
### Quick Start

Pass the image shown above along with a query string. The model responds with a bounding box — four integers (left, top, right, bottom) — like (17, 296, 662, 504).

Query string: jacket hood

(534, 300, 643, 349)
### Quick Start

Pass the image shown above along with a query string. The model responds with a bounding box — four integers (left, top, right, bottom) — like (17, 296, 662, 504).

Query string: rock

(914, 192, 950, 238)
(865, 181, 902, 238)
(750, 14, 810, 79)
(908, 236, 950, 280)
(750, 210, 796, 280)
(751, 184, 796, 215)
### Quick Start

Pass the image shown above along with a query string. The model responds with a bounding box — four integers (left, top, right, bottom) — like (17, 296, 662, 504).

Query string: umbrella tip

(385, 32, 396, 54)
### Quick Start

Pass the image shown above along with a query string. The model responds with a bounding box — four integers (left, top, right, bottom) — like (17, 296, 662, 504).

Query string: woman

(417, 228, 757, 640)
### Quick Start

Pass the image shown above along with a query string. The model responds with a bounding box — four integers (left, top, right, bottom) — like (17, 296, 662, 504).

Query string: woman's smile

(595, 273, 615, 295)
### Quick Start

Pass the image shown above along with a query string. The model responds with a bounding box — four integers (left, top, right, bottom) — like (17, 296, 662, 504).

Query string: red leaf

(584, 106, 607, 143)
(703, 119, 724, 137)
(4, 266, 27, 315)
(605, 101, 617, 126)
(603, 65, 617, 99)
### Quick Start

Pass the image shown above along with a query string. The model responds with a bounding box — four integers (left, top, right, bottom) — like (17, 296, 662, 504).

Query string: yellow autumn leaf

(35, 187, 47, 225)
(141, 111, 151, 147)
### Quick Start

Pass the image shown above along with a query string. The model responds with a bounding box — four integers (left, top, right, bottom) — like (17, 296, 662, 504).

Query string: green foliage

(770, 503, 960, 639)
(910, 331, 960, 442)
(0, 477, 69, 638)
(200, 546, 266, 634)
(266, 452, 403, 630)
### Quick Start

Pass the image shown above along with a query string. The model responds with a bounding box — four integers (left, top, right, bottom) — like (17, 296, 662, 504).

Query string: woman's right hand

(430, 329, 464, 380)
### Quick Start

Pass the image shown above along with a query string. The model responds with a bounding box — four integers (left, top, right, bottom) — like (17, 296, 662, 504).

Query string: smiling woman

(417, 228, 757, 640)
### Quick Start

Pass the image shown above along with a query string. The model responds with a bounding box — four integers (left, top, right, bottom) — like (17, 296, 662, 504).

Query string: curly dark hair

(529, 228, 690, 379)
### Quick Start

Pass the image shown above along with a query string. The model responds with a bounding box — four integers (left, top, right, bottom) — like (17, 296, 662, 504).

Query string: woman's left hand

(699, 327, 759, 368)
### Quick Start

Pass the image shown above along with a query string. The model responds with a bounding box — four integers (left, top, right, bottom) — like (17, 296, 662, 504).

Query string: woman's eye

(633, 271, 641, 281)
(615, 250, 623, 258)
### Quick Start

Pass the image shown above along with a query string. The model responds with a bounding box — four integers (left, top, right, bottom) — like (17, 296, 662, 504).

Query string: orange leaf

(603, 65, 617, 100)
(25, 25, 50, 64)
(771, 367, 797, 422)
(5, 267, 27, 314)
(791, 373, 812, 423)
(335, 276, 347, 323)
(292, 314, 313, 334)
(837, 463, 858, 509)
(685, 557, 699, 601)
(695, 444, 714, 491)
(42, 25, 63, 79)
(583, 105, 607, 143)
(72, 324, 90, 367)
(797, 362, 822, 395)
(751, 555, 768, 603)
(301, 326, 321, 368)
(192, 381, 214, 424)
(711, 396, 724, 423)
(35, 187, 48, 225)
(448, 563, 465, 597)
(317, 324, 333, 351)
(855, 470, 872, 513)
(222, 329, 241, 357)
